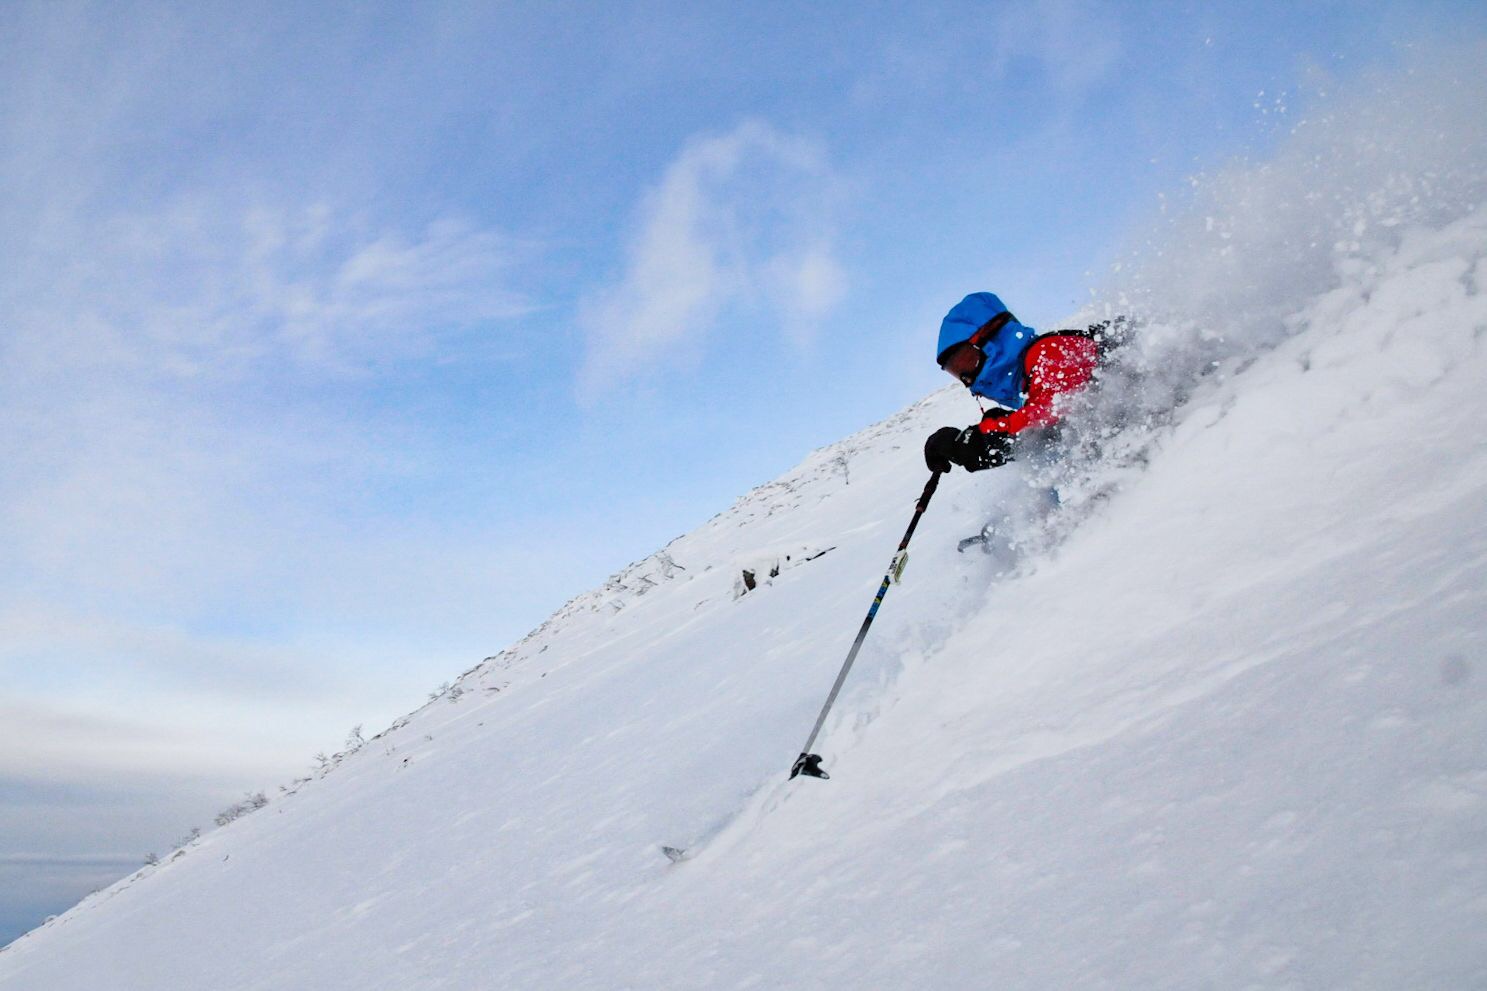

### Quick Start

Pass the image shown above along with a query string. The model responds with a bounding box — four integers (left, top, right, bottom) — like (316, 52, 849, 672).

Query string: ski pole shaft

(790, 470, 942, 779)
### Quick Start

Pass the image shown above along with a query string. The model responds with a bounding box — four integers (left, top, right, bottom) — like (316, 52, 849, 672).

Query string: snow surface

(5, 55, 1487, 991)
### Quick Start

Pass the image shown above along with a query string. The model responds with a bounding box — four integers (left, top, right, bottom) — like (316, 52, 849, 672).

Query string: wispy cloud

(0, 853, 140, 868)
(579, 120, 847, 396)
(7, 201, 532, 385)
(0, 604, 329, 701)
(0, 702, 294, 785)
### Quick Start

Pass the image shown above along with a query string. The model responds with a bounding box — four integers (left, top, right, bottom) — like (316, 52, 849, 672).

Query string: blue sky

(3, 0, 1485, 945)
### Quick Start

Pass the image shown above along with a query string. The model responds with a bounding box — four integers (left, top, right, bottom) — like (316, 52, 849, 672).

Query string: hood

(936, 292, 1035, 409)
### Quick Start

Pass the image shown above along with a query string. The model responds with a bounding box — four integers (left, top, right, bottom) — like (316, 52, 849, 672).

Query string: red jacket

(977, 333, 1099, 436)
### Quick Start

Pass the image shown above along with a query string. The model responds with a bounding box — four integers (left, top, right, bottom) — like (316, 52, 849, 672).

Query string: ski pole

(790, 470, 943, 780)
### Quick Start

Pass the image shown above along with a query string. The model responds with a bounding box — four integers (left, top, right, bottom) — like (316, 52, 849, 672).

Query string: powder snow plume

(1037, 41, 1487, 521)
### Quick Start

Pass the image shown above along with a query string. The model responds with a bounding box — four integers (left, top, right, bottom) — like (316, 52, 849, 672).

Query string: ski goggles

(941, 343, 985, 386)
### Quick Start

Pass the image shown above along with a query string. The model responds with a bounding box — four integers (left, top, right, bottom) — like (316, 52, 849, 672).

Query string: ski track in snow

(5, 59, 1487, 991)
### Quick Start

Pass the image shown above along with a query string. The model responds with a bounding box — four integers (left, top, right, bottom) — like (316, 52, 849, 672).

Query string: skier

(924, 292, 1113, 473)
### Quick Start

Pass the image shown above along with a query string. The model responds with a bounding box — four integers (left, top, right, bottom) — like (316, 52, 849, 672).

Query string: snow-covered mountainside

(5, 59, 1486, 991)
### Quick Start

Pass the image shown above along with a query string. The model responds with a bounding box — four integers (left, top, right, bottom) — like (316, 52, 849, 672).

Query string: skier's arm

(980, 334, 1100, 436)
(978, 406, 1038, 436)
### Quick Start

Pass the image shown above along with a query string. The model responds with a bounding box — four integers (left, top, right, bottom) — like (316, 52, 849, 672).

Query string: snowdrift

(4, 51, 1486, 991)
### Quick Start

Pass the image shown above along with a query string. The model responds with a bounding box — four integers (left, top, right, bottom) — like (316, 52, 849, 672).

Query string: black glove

(924, 426, 962, 472)
(924, 426, 1015, 473)
(963, 428, 1013, 471)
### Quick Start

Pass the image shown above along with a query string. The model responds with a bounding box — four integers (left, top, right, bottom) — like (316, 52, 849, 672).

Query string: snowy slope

(5, 59, 1487, 991)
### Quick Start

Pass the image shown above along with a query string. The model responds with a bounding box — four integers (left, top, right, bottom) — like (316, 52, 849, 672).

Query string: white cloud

(0, 703, 268, 785)
(0, 854, 140, 868)
(0, 604, 328, 702)
(6, 201, 531, 385)
(579, 120, 848, 395)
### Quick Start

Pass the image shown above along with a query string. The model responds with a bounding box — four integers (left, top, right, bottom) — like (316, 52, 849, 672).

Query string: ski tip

(660, 845, 689, 864)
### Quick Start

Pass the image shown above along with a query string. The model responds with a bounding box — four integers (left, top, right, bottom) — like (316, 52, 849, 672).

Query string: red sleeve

(977, 335, 1098, 436)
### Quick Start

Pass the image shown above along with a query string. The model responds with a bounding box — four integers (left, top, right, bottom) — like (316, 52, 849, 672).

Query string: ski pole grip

(917, 470, 942, 512)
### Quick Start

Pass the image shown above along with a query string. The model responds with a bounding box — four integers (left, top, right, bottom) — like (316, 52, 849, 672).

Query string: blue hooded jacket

(936, 292, 1035, 409)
